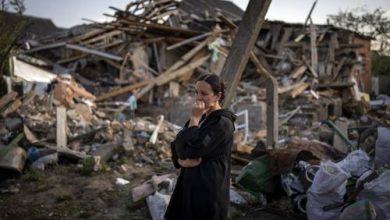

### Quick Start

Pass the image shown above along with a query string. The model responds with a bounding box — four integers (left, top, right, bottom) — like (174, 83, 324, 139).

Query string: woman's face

(195, 81, 220, 109)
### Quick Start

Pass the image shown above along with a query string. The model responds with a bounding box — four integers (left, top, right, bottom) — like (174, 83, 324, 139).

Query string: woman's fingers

(178, 158, 202, 167)
(191, 101, 206, 118)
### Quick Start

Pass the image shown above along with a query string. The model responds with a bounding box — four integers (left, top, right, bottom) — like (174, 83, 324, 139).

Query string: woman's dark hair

(197, 74, 225, 102)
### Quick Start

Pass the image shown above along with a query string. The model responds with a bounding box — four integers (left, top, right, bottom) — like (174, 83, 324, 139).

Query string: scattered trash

(236, 155, 274, 195)
(374, 127, 390, 168)
(306, 161, 349, 220)
(115, 177, 130, 185)
(132, 174, 176, 202)
(338, 149, 371, 177)
(31, 153, 58, 170)
(340, 200, 377, 220)
(229, 188, 248, 205)
(146, 192, 171, 220)
(358, 170, 390, 220)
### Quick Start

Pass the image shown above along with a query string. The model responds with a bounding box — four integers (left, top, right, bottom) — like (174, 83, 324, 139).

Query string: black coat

(165, 109, 236, 220)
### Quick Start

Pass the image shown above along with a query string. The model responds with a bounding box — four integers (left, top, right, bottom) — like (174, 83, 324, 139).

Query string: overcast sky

(23, 0, 390, 28)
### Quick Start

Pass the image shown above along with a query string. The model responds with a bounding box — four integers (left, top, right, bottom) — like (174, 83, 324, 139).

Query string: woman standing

(165, 74, 236, 220)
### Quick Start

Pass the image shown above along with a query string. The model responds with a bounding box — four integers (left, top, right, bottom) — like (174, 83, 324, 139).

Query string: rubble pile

(0, 88, 177, 173)
(16, 0, 369, 112)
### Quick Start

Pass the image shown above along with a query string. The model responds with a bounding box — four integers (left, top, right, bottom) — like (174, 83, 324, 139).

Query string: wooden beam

(277, 27, 293, 52)
(155, 55, 210, 86)
(135, 54, 210, 99)
(169, 81, 180, 97)
(24, 42, 66, 54)
(96, 79, 152, 101)
(332, 57, 346, 81)
(1, 99, 21, 118)
(220, 0, 272, 107)
(66, 44, 123, 61)
(149, 115, 164, 144)
(69, 28, 109, 44)
(56, 107, 67, 148)
(152, 43, 162, 73)
(119, 19, 200, 38)
(263, 31, 273, 48)
(270, 23, 282, 51)
(119, 52, 131, 81)
(310, 24, 318, 74)
(250, 52, 279, 149)
(0, 91, 17, 110)
(57, 54, 87, 65)
(79, 30, 123, 46)
(305, 59, 319, 78)
(329, 33, 337, 62)
(166, 32, 211, 51)
(266, 76, 279, 149)
(133, 38, 210, 99)
(290, 65, 307, 79)
(166, 37, 210, 73)
(291, 82, 310, 98)
(278, 81, 307, 94)
(24, 42, 123, 61)
(304, 0, 318, 26)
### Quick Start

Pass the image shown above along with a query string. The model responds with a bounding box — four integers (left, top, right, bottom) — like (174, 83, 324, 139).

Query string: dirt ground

(0, 160, 297, 220)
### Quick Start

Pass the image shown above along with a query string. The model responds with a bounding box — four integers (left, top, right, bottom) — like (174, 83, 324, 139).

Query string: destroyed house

(11, 0, 373, 127)
(255, 21, 373, 94)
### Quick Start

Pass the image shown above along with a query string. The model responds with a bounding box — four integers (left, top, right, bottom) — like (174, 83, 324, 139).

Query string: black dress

(165, 109, 236, 220)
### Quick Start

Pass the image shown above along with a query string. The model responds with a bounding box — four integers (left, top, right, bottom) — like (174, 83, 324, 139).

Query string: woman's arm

(174, 118, 234, 159)
(170, 142, 181, 169)
(171, 137, 202, 168)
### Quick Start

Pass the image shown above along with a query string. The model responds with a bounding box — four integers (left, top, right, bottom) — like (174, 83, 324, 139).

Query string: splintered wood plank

(270, 24, 282, 50)
(329, 33, 337, 62)
(166, 37, 210, 73)
(266, 76, 279, 149)
(167, 32, 211, 51)
(310, 24, 318, 73)
(56, 107, 67, 148)
(155, 55, 210, 86)
(291, 82, 310, 98)
(135, 54, 210, 99)
(220, 0, 272, 107)
(326, 62, 333, 77)
(0, 91, 17, 110)
(262, 31, 272, 49)
(277, 27, 293, 52)
(169, 81, 180, 97)
(1, 99, 21, 118)
(332, 57, 347, 81)
(96, 80, 152, 101)
(290, 65, 307, 79)
(278, 81, 307, 94)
